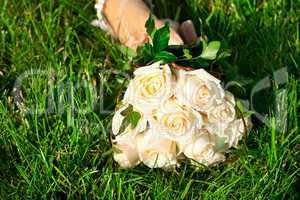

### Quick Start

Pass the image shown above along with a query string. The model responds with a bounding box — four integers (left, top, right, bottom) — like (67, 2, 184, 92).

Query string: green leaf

(117, 117, 130, 135)
(153, 23, 170, 53)
(200, 41, 221, 60)
(154, 51, 177, 63)
(236, 101, 255, 118)
(120, 104, 133, 116)
(117, 104, 141, 135)
(217, 49, 231, 59)
(145, 14, 155, 38)
(134, 43, 154, 64)
(183, 49, 193, 59)
(226, 81, 247, 94)
(129, 111, 141, 129)
(236, 101, 246, 113)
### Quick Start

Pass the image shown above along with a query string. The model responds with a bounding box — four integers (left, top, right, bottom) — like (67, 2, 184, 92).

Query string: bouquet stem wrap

(95, 0, 183, 49)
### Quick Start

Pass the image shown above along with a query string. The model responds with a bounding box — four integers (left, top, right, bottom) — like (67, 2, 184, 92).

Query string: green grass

(0, 0, 299, 199)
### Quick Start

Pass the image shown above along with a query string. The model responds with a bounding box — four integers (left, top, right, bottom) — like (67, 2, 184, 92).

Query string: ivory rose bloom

(224, 118, 251, 148)
(205, 118, 251, 149)
(223, 119, 245, 148)
(136, 129, 178, 168)
(206, 100, 236, 124)
(151, 98, 203, 141)
(176, 69, 224, 112)
(113, 132, 140, 168)
(225, 91, 236, 105)
(123, 62, 173, 114)
(182, 130, 225, 166)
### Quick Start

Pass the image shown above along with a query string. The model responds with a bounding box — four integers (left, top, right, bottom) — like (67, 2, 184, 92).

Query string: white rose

(123, 62, 173, 114)
(136, 129, 178, 169)
(224, 118, 251, 148)
(112, 104, 147, 136)
(225, 91, 236, 106)
(182, 130, 225, 166)
(206, 100, 236, 124)
(205, 118, 251, 149)
(113, 131, 140, 168)
(151, 98, 203, 141)
(175, 69, 224, 112)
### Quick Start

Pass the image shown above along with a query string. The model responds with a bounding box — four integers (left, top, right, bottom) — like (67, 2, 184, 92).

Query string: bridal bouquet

(111, 62, 250, 168)
(94, 0, 251, 169)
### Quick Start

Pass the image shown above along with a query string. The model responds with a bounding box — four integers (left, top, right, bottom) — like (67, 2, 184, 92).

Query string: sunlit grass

(0, 0, 299, 199)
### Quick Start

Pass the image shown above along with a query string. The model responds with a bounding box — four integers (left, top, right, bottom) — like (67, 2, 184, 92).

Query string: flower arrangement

(111, 62, 251, 169)
(94, 0, 251, 169)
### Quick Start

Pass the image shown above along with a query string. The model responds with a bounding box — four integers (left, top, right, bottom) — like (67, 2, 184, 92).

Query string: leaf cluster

(133, 15, 231, 68)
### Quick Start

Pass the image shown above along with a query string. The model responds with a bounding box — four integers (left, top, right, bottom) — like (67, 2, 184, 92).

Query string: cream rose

(136, 129, 178, 168)
(151, 98, 203, 141)
(206, 100, 236, 124)
(112, 104, 147, 136)
(224, 118, 251, 148)
(175, 69, 224, 112)
(182, 130, 225, 166)
(205, 117, 251, 149)
(112, 131, 140, 168)
(225, 91, 236, 105)
(123, 62, 173, 115)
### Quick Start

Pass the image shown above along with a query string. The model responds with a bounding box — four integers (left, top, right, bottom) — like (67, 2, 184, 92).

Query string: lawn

(0, 0, 299, 199)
